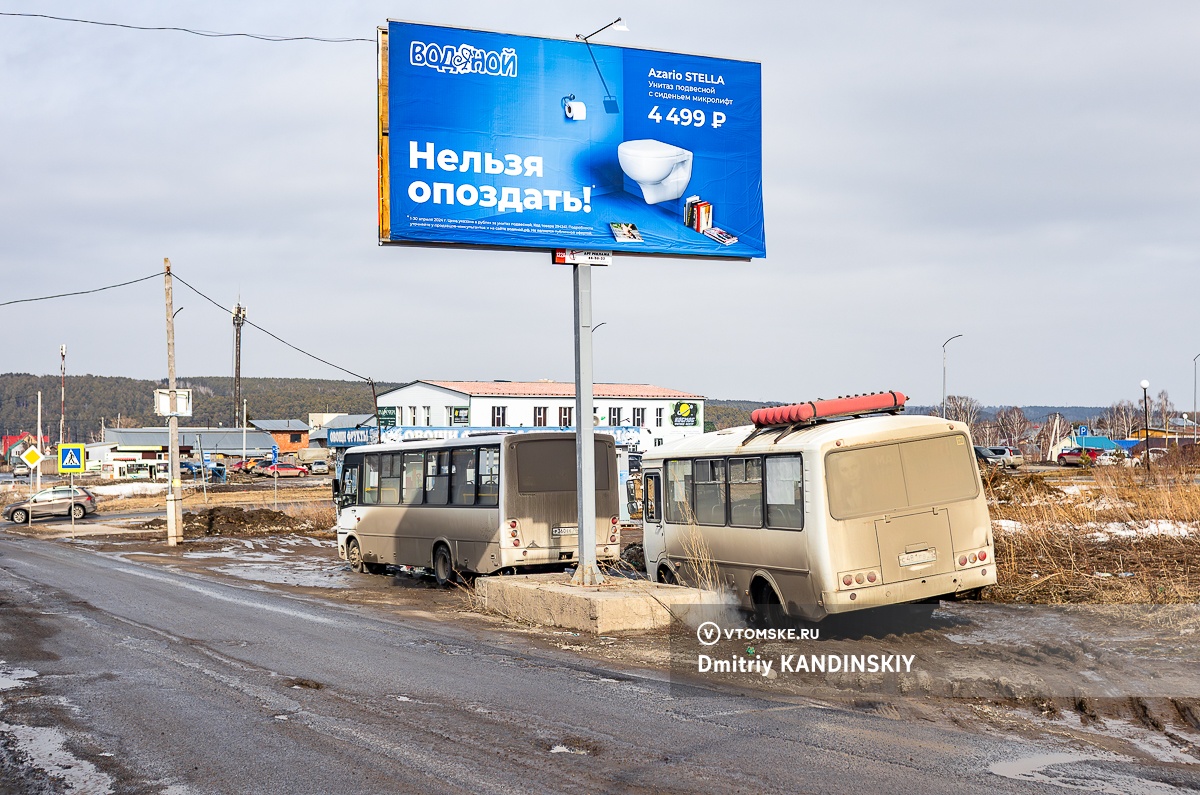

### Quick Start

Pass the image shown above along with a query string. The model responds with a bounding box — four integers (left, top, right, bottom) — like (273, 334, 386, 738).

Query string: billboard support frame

(571, 261, 603, 586)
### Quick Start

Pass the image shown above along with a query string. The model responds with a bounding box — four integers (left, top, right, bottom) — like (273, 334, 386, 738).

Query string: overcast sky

(2, 2, 1197, 409)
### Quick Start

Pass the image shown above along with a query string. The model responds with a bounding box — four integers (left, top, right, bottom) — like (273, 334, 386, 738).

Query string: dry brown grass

(986, 467, 1200, 604)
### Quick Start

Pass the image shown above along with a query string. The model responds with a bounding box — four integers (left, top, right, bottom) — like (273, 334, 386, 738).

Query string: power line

(0, 272, 160, 308)
(170, 272, 372, 383)
(0, 12, 373, 43)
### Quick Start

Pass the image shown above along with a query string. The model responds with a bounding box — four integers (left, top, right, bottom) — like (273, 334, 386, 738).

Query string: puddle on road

(991, 753, 1183, 794)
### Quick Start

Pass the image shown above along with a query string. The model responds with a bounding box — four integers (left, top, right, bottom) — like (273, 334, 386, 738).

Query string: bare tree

(944, 395, 982, 429)
(1102, 400, 1138, 440)
(995, 406, 1031, 446)
(1155, 390, 1175, 432)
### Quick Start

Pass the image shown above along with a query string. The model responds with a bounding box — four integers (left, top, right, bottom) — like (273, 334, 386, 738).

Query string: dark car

(973, 445, 1005, 469)
(4, 486, 98, 523)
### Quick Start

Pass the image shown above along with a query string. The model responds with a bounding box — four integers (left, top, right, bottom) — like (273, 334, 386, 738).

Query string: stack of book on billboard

(684, 195, 711, 232)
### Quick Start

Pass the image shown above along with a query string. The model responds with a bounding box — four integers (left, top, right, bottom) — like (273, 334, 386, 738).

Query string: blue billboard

(380, 21, 765, 259)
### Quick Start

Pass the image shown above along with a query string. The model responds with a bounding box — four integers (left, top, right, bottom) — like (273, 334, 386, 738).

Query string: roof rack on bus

(467, 431, 512, 437)
(743, 391, 907, 444)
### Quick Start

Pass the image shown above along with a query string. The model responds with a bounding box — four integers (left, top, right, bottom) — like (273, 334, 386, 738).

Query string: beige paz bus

(335, 432, 621, 585)
(640, 393, 995, 622)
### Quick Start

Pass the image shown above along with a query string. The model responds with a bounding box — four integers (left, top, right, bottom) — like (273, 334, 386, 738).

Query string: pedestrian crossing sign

(59, 444, 86, 474)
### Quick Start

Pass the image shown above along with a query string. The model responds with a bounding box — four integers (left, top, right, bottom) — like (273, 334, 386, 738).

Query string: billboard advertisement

(379, 21, 765, 259)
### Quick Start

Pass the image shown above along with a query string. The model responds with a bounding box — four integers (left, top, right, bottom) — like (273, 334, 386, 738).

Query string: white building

(375, 380, 706, 449)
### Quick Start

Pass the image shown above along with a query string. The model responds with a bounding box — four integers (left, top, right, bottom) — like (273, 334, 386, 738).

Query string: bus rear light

(849, 592, 857, 601)
(866, 572, 877, 583)
(843, 575, 853, 586)
(510, 529, 518, 538)
(978, 550, 987, 561)
(609, 534, 617, 543)
(959, 555, 968, 566)
(509, 520, 518, 529)
(854, 573, 865, 585)
(611, 516, 619, 525)
(513, 539, 520, 547)
(981, 568, 987, 576)
(969, 553, 978, 564)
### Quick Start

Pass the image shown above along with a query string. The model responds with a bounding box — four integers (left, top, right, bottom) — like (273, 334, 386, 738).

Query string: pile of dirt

(985, 472, 1064, 506)
(140, 506, 304, 537)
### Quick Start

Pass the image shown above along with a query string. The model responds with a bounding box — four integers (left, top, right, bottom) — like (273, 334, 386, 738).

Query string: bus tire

(751, 579, 787, 629)
(657, 564, 678, 585)
(347, 539, 367, 574)
(433, 544, 455, 587)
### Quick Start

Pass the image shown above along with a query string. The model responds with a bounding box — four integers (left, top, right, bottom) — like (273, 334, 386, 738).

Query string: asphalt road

(0, 533, 1192, 794)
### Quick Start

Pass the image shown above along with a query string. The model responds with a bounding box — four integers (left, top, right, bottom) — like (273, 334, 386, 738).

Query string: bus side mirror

(332, 479, 340, 496)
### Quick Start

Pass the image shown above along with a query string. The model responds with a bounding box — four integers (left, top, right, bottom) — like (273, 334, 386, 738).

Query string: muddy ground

(29, 516, 1191, 776)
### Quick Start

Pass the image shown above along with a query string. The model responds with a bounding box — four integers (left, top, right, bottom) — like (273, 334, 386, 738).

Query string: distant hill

(706, 399, 1108, 430)
(0, 374, 396, 442)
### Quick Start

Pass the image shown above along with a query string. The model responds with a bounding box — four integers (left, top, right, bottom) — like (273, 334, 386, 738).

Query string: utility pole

(164, 259, 184, 546)
(232, 303, 246, 427)
(36, 391, 42, 492)
(59, 344, 67, 446)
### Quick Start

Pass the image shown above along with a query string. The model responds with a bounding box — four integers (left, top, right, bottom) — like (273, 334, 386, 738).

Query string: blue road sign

(271, 445, 279, 465)
(58, 444, 86, 474)
(1078, 425, 1089, 437)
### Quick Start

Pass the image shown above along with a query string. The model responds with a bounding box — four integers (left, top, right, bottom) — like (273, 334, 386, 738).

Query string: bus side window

(765, 455, 803, 530)
(694, 458, 727, 526)
(426, 450, 449, 505)
(665, 460, 694, 524)
(362, 454, 381, 505)
(380, 453, 402, 505)
(729, 457, 763, 527)
(450, 448, 476, 505)
(477, 446, 499, 507)
(402, 452, 424, 504)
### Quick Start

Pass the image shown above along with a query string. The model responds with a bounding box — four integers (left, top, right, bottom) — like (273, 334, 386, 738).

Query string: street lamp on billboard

(941, 334, 963, 419)
(1193, 353, 1199, 444)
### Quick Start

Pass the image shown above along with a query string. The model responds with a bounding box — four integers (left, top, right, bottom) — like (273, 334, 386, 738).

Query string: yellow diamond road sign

(59, 444, 86, 474)
(20, 446, 44, 468)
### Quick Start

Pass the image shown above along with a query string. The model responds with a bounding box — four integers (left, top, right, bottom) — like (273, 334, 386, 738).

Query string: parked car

(307, 460, 329, 475)
(1094, 450, 1123, 466)
(260, 463, 307, 478)
(4, 486, 98, 523)
(988, 446, 1024, 468)
(1057, 447, 1102, 466)
(974, 445, 1006, 469)
(1130, 448, 1169, 466)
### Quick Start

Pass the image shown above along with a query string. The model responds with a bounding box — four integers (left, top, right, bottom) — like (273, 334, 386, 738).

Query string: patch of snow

(214, 562, 350, 589)
(0, 720, 114, 794)
(89, 483, 168, 498)
(549, 745, 588, 755)
(1089, 521, 1195, 541)
(993, 519, 1024, 533)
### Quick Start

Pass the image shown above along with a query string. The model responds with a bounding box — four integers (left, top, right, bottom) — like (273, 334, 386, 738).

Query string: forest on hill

(0, 374, 393, 442)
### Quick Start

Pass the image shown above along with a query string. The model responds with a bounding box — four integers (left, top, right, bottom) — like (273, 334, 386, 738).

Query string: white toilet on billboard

(617, 139, 693, 204)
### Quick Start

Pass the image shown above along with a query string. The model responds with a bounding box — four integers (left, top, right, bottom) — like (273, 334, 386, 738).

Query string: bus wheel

(433, 544, 455, 587)
(751, 580, 787, 629)
(347, 540, 366, 574)
(657, 564, 678, 585)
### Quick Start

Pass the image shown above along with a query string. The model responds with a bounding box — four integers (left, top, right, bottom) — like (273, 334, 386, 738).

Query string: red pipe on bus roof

(750, 391, 907, 428)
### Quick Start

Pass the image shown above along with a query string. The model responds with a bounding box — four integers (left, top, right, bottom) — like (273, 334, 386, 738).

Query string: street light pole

(941, 334, 963, 419)
(1141, 379, 1151, 473)
(1193, 353, 1199, 445)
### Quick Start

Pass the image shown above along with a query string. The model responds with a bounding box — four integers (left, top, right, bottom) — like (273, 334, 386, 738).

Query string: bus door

(642, 470, 664, 573)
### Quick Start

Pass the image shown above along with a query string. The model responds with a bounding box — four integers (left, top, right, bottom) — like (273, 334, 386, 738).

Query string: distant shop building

(249, 420, 310, 454)
(372, 380, 705, 450)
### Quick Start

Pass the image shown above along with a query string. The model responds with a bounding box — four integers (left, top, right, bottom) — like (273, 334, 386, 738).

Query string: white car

(988, 446, 1024, 468)
(308, 460, 329, 475)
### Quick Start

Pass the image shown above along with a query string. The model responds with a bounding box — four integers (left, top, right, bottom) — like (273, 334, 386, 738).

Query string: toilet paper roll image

(565, 100, 587, 120)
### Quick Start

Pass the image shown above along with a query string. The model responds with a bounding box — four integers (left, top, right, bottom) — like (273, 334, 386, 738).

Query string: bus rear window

(516, 439, 611, 493)
(826, 434, 977, 519)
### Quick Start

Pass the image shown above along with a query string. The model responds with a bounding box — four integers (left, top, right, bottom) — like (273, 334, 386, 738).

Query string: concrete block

(475, 572, 726, 634)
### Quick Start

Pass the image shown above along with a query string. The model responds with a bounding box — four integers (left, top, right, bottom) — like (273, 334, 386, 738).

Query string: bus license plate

(552, 526, 578, 537)
(898, 549, 936, 567)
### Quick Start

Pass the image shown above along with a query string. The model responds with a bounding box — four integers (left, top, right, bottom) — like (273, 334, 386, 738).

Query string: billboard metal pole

(571, 262, 602, 586)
